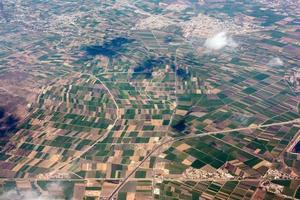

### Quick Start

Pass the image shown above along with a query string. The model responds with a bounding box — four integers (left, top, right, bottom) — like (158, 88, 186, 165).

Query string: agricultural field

(0, 0, 299, 199)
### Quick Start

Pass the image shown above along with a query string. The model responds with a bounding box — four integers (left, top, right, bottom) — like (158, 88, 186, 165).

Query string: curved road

(51, 73, 120, 175)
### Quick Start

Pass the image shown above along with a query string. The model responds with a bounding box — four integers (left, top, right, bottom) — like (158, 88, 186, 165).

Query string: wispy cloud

(204, 32, 237, 50)
(0, 190, 49, 200)
(0, 182, 61, 200)
(267, 57, 283, 66)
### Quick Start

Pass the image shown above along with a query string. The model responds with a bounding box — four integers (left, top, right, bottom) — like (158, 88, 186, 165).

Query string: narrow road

(107, 118, 300, 199)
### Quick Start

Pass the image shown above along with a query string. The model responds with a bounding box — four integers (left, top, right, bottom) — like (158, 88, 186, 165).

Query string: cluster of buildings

(286, 70, 300, 93)
(183, 167, 234, 180)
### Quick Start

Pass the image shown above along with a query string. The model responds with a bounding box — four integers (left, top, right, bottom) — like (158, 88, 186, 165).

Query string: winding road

(50, 73, 120, 175)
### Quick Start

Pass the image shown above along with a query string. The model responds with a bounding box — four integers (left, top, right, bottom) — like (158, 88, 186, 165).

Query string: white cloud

(46, 182, 62, 192)
(0, 190, 49, 200)
(204, 32, 237, 50)
(0, 182, 62, 200)
(268, 57, 283, 66)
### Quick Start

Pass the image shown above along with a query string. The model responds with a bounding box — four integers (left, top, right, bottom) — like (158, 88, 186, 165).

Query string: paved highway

(106, 118, 300, 199)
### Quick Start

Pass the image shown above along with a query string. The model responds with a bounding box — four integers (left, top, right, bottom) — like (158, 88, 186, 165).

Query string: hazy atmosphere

(0, 0, 299, 199)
